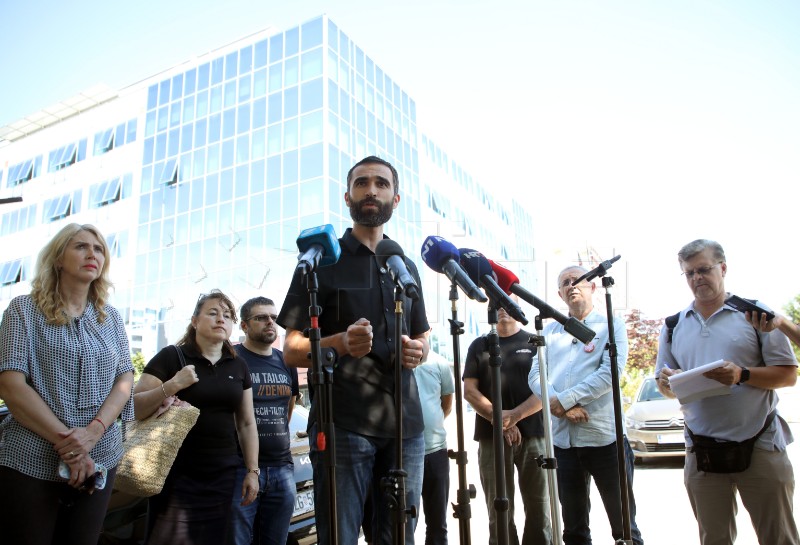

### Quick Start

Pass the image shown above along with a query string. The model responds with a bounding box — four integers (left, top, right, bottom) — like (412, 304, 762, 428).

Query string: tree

(132, 351, 146, 381)
(622, 309, 663, 402)
(783, 294, 800, 363)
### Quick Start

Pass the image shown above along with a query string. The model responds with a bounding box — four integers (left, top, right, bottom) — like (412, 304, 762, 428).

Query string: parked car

(286, 404, 316, 545)
(625, 377, 685, 459)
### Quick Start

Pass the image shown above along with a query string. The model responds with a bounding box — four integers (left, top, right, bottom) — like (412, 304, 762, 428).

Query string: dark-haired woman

(133, 290, 258, 545)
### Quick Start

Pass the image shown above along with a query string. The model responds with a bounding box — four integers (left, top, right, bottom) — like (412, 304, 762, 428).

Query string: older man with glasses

(226, 296, 300, 545)
(656, 239, 799, 545)
(528, 265, 644, 545)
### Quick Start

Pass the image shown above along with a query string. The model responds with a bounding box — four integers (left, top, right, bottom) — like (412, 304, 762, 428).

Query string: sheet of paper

(667, 359, 731, 404)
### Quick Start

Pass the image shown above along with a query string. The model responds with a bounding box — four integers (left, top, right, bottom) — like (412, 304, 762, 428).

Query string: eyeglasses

(682, 262, 722, 279)
(248, 314, 278, 323)
(559, 278, 590, 289)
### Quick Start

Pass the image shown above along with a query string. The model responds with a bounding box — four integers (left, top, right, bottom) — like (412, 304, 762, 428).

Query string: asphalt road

(403, 385, 800, 545)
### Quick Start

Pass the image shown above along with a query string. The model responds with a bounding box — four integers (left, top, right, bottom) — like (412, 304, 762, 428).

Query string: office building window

(43, 193, 75, 222)
(94, 128, 114, 155)
(0, 259, 22, 286)
(90, 177, 122, 208)
(7, 159, 34, 186)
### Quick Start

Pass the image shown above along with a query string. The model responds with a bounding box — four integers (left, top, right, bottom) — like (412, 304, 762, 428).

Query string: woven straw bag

(113, 403, 200, 496)
(114, 345, 200, 496)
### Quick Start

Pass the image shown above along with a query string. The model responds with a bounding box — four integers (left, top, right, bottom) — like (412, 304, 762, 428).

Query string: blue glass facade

(0, 15, 533, 358)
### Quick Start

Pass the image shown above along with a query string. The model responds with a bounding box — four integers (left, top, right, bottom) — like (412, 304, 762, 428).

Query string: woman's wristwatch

(247, 468, 261, 476)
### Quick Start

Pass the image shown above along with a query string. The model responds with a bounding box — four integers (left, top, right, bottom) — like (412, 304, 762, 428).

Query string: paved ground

(397, 385, 800, 545)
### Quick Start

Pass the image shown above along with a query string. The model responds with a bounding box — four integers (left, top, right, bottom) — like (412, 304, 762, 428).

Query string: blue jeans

(225, 464, 296, 545)
(420, 448, 450, 545)
(554, 439, 643, 545)
(310, 424, 424, 545)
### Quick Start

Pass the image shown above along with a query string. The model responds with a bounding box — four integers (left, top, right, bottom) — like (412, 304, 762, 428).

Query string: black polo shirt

(142, 344, 252, 473)
(277, 228, 429, 438)
(464, 329, 545, 441)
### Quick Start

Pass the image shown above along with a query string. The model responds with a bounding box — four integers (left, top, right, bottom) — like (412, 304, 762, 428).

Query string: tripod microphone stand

(600, 274, 633, 545)
(383, 286, 416, 545)
(302, 270, 339, 545)
(528, 314, 563, 543)
(446, 282, 477, 545)
(573, 256, 632, 545)
(485, 304, 510, 545)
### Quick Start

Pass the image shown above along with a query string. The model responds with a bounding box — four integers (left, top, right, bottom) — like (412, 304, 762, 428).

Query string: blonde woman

(0, 223, 134, 545)
(134, 290, 259, 545)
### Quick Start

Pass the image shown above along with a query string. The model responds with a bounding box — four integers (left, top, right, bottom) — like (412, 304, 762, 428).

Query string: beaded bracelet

(161, 383, 169, 399)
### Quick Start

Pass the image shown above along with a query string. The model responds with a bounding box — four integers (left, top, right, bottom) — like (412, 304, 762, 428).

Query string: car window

(637, 378, 666, 402)
(290, 405, 309, 439)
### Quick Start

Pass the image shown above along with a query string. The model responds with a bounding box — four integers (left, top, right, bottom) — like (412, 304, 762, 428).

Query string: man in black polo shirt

(277, 156, 430, 545)
(464, 303, 552, 545)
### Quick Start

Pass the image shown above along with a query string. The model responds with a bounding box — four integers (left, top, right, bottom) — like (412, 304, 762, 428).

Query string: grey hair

(677, 239, 725, 264)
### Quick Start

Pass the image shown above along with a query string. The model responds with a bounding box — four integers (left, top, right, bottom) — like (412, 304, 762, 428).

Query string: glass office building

(0, 15, 535, 360)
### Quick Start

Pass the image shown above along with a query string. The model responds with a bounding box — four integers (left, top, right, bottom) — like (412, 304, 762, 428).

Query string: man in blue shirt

(226, 296, 299, 545)
(528, 266, 643, 545)
(414, 358, 454, 545)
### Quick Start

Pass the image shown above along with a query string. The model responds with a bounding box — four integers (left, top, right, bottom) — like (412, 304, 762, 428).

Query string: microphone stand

(485, 304, 509, 545)
(447, 282, 476, 545)
(303, 270, 338, 545)
(595, 268, 633, 545)
(383, 286, 415, 545)
(528, 315, 562, 543)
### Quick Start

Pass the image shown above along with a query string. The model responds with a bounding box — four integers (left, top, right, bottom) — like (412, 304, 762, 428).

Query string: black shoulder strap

(665, 312, 681, 343)
(173, 345, 187, 368)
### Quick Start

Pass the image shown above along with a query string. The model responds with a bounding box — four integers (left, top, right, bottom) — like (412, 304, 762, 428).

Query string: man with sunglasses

(226, 296, 299, 545)
(656, 239, 799, 545)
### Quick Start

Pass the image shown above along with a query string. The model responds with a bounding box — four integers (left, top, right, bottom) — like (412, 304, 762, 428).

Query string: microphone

(489, 260, 596, 345)
(420, 236, 488, 302)
(376, 239, 420, 301)
(296, 224, 341, 274)
(458, 248, 528, 325)
(572, 255, 621, 286)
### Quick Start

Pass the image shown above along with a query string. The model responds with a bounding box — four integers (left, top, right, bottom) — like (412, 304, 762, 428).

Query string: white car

(625, 377, 685, 459)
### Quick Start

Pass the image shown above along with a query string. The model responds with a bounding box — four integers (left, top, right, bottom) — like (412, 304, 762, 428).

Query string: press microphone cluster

(376, 239, 420, 301)
(458, 249, 528, 325)
(489, 260, 596, 345)
(420, 236, 488, 302)
(295, 224, 341, 274)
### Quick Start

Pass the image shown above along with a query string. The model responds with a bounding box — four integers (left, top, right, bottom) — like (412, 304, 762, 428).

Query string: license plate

(657, 434, 684, 444)
(293, 488, 314, 517)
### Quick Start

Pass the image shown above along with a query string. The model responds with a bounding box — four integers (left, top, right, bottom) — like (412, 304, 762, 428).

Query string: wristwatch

(737, 366, 750, 385)
(247, 468, 261, 476)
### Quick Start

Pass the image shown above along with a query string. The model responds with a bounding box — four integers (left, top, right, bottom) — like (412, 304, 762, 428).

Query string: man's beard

(249, 329, 277, 345)
(348, 196, 394, 227)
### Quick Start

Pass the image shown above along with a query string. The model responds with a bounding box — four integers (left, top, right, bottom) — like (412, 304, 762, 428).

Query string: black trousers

(0, 464, 116, 545)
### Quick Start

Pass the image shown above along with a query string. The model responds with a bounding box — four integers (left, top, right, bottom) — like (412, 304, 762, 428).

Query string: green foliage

(784, 295, 800, 363)
(131, 351, 146, 381)
(622, 309, 663, 408)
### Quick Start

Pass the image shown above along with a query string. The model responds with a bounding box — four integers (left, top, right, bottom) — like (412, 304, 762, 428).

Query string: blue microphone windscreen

(296, 224, 341, 267)
(420, 236, 460, 273)
(458, 248, 493, 284)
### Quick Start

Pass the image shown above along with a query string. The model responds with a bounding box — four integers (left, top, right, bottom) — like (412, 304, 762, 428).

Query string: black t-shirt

(463, 329, 544, 441)
(142, 345, 252, 473)
(277, 228, 429, 438)
(235, 344, 299, 467)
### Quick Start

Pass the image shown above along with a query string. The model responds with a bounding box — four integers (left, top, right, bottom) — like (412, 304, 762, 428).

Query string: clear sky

(2, 0, 799, 319)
